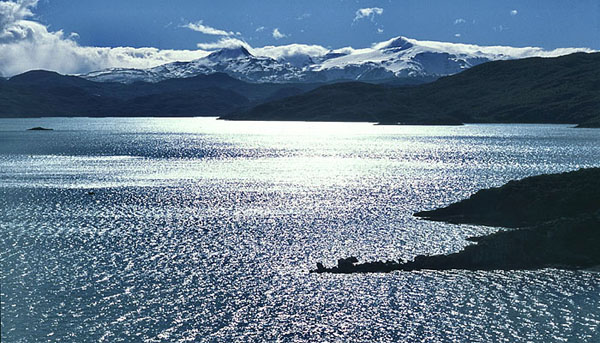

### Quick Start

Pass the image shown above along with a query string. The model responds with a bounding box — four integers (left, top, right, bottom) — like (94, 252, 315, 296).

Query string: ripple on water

(1, 119, 599, 342)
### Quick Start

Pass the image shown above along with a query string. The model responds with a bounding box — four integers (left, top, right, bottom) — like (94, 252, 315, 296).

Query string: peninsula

(313, 168, 600, 273)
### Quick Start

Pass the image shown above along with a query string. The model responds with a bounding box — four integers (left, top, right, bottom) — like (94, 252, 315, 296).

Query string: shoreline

(1, 116, 596, 128)
(313, 168, 600, 273)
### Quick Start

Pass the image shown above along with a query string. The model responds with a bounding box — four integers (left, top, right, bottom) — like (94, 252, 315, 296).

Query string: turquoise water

(1, 118, 599, 342)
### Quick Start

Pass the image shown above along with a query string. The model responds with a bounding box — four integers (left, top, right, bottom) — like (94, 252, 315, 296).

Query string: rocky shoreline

(313, 168, 600, 273)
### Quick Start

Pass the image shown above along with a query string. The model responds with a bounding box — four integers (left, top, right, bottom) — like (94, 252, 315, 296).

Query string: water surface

(1, 118, 599, 342)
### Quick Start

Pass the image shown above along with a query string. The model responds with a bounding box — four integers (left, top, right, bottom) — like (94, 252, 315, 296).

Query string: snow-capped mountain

(83, 46, 301, 83)
(81, 36, 592, 84)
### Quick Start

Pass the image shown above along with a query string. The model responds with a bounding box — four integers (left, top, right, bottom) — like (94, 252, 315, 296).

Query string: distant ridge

(221, 52, 600, 127)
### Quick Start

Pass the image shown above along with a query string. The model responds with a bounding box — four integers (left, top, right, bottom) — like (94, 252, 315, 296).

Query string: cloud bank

(0, 0, 210, 77)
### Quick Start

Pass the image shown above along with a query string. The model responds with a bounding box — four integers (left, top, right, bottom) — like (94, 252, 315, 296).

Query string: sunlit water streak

(1, 118, 599, 342)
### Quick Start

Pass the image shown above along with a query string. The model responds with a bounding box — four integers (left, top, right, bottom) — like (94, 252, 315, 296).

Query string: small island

(27, 127, 53, 131)
(313, 168, 600, 273)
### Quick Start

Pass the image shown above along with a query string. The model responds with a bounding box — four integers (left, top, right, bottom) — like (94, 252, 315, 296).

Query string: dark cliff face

(314, 168, 600, 273)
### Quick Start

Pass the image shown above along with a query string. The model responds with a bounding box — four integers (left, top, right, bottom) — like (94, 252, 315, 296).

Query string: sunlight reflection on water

(1, 118, 599, 342)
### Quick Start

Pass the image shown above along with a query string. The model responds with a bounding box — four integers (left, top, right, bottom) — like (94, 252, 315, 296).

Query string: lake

(1, 118, 599, 342)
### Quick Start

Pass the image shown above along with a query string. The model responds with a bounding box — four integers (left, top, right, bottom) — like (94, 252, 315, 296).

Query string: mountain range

(80, 36, 590, 84)
(222, 52, 600, 127)
(1, 36, 598, 127)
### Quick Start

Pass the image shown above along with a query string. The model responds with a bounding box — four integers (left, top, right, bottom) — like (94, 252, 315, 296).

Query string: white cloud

(454, 18, 466, 25)
(196, 37, 249, 50)
(183, 20, 236, 36)
(377, 28, 384, 34)
(272, 28, 286, 40)
(454, 33, 461, 38)
(0, 0, 210, 77)
(253, 43, 328, 60)
(354, 7, 384, 22)
(253, 43, 328, 66)
(255, 26, 265, 32)
(0, 0, 37, 42)
(510, 9, 518, 16)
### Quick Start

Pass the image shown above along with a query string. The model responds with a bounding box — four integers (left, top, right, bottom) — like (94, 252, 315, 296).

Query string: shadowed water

(1, 118, 599, 342)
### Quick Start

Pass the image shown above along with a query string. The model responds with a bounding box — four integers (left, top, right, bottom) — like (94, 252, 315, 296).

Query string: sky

(1, 0, 599, 77)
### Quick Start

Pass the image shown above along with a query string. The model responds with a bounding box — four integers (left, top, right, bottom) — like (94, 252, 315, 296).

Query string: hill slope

(0, 71, 322, 117)
(222, 52, 600, 126)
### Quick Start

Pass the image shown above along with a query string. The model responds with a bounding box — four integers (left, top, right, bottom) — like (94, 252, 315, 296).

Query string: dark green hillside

(0, 71, 323, 117)
(222, 52, 600, 126)
(576, 116, 600, 128)
(416, 52, 600, 124)
(223, 82, 461, 124)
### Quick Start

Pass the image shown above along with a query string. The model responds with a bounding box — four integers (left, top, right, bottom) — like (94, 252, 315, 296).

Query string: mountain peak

(375, 36, 414, 51)
(207, 46, 253, 61)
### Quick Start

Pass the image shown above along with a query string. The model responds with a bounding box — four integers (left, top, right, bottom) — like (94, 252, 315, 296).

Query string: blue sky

(0, 0, 598, 77)
(36, 0, 599, 50)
